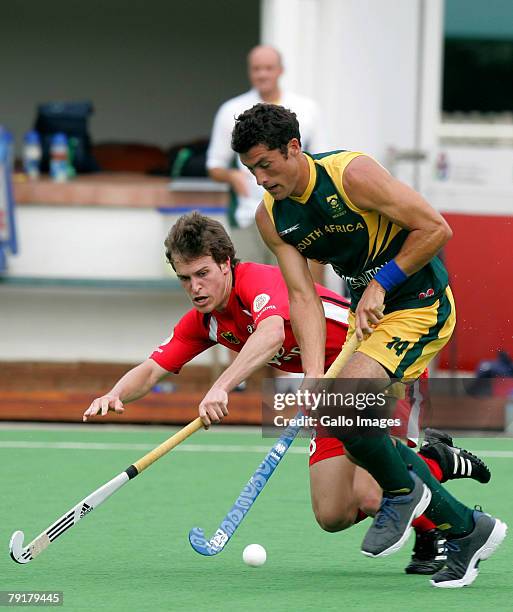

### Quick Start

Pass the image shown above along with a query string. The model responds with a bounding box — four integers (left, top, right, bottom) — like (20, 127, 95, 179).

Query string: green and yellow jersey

(263, 150, 448, 313)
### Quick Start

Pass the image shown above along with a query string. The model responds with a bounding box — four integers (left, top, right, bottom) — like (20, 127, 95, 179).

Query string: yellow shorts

(346, 287, 456, 380)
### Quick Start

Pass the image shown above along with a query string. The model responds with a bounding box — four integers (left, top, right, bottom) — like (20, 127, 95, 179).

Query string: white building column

(417, 0, 445, 192)
(260, 0, 320, 99)
(261, 0, 444, 166)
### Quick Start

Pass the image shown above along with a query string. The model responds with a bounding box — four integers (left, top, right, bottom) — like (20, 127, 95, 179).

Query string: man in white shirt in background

(207, 44, 326, 270)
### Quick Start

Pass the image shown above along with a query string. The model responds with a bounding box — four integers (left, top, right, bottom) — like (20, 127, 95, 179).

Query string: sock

(342, 434, 415, 494)
(419, 454, 443, 482)
(412, 455, 442, 532)
(395, 440, 474, 537)
(412, 515, 437, 532)
(354, 509, 368, 524)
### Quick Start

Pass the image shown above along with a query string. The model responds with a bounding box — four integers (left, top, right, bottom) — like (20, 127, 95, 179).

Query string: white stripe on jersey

(209, 316, 218, 342)
(322, 301, 349, 325)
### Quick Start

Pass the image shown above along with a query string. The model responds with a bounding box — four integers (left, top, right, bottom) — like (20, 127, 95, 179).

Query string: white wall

(0, 0, 259, 152)
(1, 285, 189, 363)
(1, 205, 230, 363)
(9, 206, 171, 279)
(262, 0, 426, 161)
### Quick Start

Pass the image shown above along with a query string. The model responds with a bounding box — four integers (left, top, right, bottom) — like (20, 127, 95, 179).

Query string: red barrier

(440, 213, 513, 371)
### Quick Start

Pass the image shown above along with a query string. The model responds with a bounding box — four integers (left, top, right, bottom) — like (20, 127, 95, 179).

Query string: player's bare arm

(208, 167, 249, 197)
(343, 155, 453, 339)
(256, 202, 326, 378)
(198, 315, 285, 428)
(343, 156, 452, 273)
(82, 359, 168, 421)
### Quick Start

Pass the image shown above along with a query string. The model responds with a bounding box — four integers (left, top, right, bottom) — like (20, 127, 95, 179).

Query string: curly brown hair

(165, 212, 239, 269)
(231, 103, 301, 156)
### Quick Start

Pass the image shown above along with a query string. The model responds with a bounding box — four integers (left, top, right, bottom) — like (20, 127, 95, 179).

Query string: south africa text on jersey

(295, 223, 365, 252)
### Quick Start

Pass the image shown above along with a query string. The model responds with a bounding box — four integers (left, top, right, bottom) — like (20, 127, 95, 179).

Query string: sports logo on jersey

(326, 194, 346, 218)
(253, 293, 270, 312)
(221, 331, 240, 344)
(418, 288, 435, 299)
(278, 223, 300, 236)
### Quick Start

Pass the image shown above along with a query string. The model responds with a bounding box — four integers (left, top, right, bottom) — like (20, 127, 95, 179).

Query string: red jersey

(150, 262, 350, 374)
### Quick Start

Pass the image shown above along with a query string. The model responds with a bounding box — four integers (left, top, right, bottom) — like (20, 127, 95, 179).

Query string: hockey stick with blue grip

(188, 415, 300, 555)
(188, 333, 360, 556)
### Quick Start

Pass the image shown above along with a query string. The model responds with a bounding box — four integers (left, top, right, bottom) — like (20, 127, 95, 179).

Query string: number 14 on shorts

(386, 336, 410, 356)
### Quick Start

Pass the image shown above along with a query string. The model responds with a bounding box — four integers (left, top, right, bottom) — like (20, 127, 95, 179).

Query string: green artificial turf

(1, 426, 512, 611)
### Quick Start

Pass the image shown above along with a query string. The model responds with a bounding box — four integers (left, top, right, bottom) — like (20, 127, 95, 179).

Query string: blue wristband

(373, 260, 408, 292)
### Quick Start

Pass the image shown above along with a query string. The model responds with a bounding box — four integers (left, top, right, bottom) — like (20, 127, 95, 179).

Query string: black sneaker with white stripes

(405, 528, 447, 575)
(419, 429, 491, 484)
(421, 428, 453, 447)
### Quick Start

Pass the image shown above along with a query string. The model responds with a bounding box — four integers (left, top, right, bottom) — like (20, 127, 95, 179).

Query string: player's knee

(314, 506, 354, 532)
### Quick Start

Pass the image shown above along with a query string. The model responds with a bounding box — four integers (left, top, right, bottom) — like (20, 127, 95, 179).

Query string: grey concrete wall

(0, 0, 259, 151)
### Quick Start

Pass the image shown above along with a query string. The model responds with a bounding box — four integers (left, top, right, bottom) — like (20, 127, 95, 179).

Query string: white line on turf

(0, 422, 258, 434)
(0, 440, 511, 457)
(0, 440, 308, 453)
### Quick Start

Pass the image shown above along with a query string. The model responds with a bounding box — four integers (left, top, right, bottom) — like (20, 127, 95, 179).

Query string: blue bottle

(49, 133, 69, 182)
(23, 130, 42, 179)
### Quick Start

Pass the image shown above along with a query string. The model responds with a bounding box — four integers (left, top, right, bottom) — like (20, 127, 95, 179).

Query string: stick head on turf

(9, 531, 30, 564)
(189, 526, 228, 556)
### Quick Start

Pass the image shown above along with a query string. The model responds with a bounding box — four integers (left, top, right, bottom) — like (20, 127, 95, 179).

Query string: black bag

(169, 138, 208, 177)
(35, 101, 99, 173)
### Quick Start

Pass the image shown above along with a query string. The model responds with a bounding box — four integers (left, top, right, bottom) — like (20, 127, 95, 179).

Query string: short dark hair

(165, 212, 239, 269)
(231, 103, 301, 156)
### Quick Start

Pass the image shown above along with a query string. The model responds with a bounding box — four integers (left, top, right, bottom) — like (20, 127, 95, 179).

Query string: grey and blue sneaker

(430, 510, 508, 588)
(361, 471, 432, 557)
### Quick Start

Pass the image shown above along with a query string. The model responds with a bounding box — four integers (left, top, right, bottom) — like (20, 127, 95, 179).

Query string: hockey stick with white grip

(9, 417, 203, 564)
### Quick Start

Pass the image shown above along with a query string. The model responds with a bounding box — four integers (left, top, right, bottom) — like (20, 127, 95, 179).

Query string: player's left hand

(82, 394, 125, 422)
(199, 387, 229, 429)
(354, 280, 386, 341)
